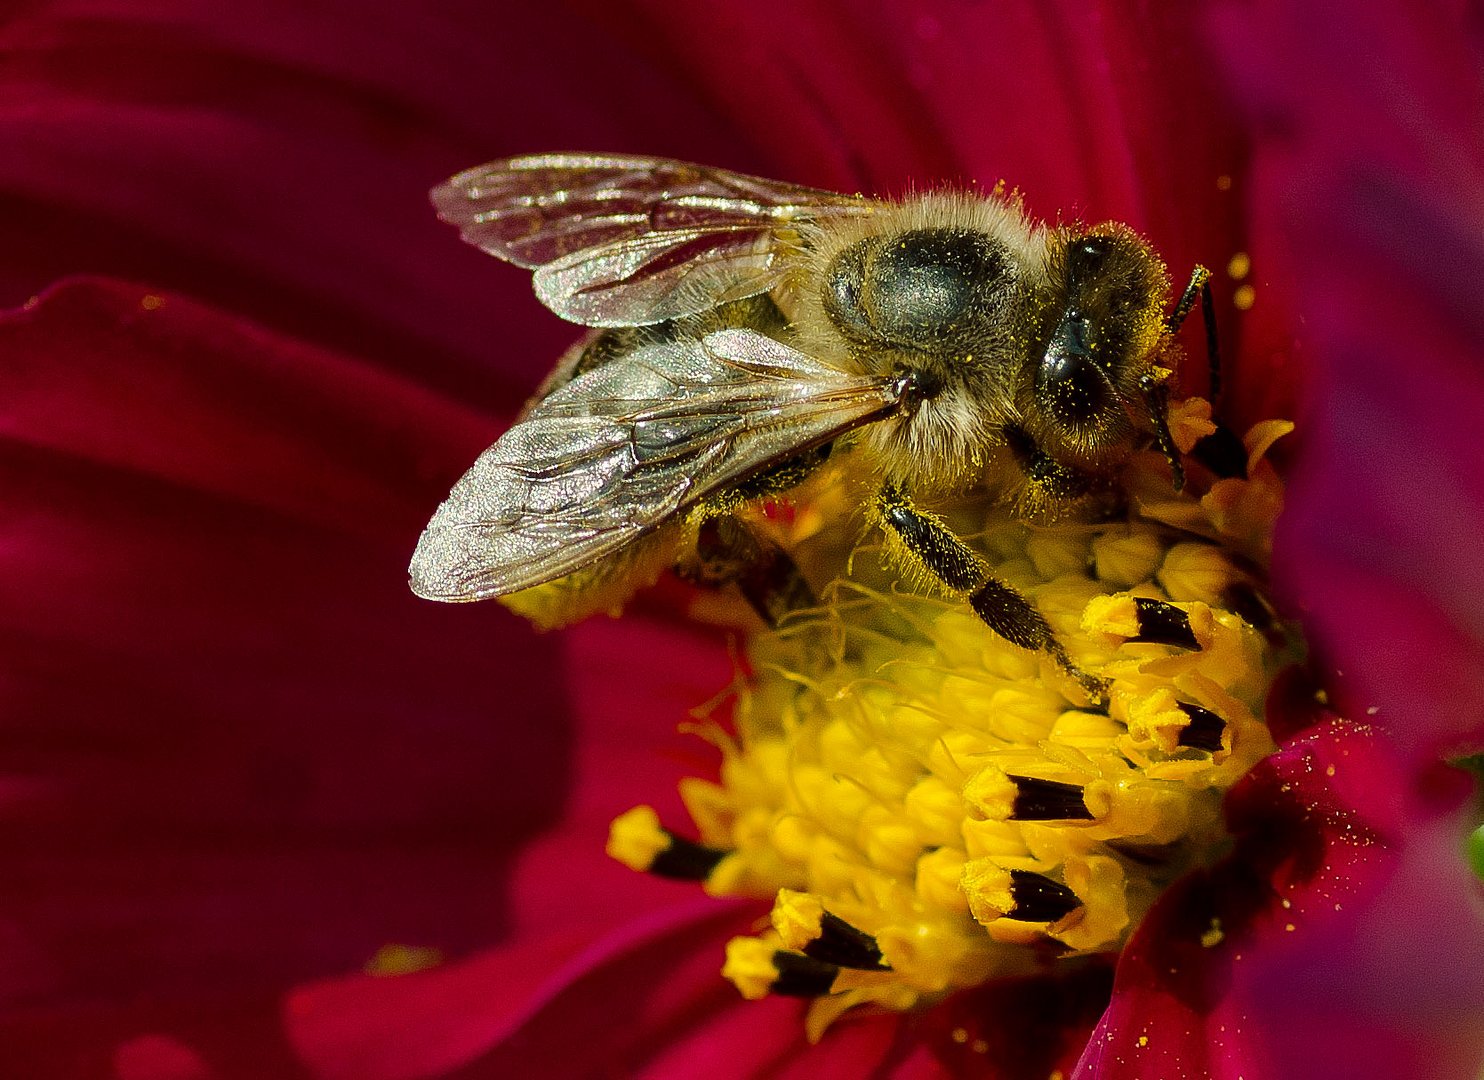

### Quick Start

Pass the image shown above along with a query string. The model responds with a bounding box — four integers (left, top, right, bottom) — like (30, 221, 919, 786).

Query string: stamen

(1175, 701, 1227, 752)
(1081, 594, 1215, 651)
(605, 403, 1295, 1033)
(769, 951, 842, 998)
(962, 861, 1083, 926)
(964, 767, 1092, 821)
(1131, 597, 1200, 649)
(724, 938, 840, 998)
(1192, 423, 1249, 479)
(1007, 869, 1083, 922)
(1222, 581, 1276, 632)
(606, 805, 729, 880)
(1010, 775, 1095, 821)
(772, 889, 889, 970)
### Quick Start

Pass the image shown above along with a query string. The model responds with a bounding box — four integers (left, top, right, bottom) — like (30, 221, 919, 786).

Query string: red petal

(1218, 1, 1484, 760)
(0, 280, 578, 1070)
(0, 277, 497, 533)
(1076, 719, 1484, 1080)
(287, 899, 755, 1080)
(0, 2, 750, 405)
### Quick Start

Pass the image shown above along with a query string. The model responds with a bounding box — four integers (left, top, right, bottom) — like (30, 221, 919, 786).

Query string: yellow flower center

(608, 400, 1295, 1039)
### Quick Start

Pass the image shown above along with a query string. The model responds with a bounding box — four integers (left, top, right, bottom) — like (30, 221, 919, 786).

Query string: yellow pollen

(609, 400, 1296, 1032)
(722, 937, 784, 1000)
(1226, 252, 1251, 280)
(771, 888, 828, 950)
(1216, 174, 1233, 191)
(363, 944, 443, 976)
(606, 805, 670, 872)
(1234, 284, 1256, 310)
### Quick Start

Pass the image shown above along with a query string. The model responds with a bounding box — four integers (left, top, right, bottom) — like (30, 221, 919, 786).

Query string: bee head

(1027, 227, 1170, 461)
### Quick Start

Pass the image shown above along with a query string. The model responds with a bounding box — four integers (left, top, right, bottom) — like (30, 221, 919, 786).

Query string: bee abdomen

(498, 525, 680, 629)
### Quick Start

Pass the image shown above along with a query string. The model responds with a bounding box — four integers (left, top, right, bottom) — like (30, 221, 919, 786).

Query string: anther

(724, 937, 843, 999)
(964, 862, 1084, 927)
(607, 805, 729, 880)
(1175, 702, 1227, 752)
(772, 890, 889, 970)
(966, 767, 1093, 822)
(769, 950, 842, 997)
(649, 834, 729, 880)
(808, 913, 888, 970)
(1131, 597, 1200, 649)
(1008, 870, 1082, 922)
(1009, 775, 1095, 821)
(1222, 581, 1275, 632)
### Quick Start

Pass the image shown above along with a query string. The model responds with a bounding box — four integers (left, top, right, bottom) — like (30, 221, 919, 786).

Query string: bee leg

(1168, 265, 1219, 399)
(1002, 426, 1103, 510)
(686, 515, 816, 627)
(873, 487, 1108, 703)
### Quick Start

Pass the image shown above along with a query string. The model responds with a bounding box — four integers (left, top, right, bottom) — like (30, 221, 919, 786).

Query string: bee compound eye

(1037, 315, 1111, 425)
(1078, 237, 1110, 260)
(1067, 235, 1111, 282)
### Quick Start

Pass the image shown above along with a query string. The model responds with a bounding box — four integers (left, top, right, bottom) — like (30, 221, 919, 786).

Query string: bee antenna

(1168, 265, 1220, 404)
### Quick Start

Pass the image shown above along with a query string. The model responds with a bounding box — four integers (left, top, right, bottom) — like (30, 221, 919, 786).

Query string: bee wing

(409, 329, 903, 602)
(432, 153, 876, 327)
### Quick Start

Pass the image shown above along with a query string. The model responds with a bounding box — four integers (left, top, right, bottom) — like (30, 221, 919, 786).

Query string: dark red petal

(0, 280, 575, 1070)
(1218, 0, 1484, 761)
(1075, 719, 1484, 1080)
(904, 966, 1114, 1080)
(287, 899, 755, 1080)
(0, 277, 497, 533)
(0, 1, 749, 407)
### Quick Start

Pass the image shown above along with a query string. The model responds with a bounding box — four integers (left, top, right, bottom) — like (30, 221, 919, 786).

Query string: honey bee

(409, 154, 1218, 695)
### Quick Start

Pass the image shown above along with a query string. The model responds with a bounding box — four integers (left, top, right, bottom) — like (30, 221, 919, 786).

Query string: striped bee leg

(874, 487, 1107, 703)
(682, 514, 817, 628)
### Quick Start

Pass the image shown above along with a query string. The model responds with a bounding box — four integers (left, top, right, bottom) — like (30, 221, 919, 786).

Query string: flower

(1, 2, 1481, 1080)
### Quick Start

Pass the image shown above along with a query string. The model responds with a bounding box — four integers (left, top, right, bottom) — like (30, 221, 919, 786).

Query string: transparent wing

(409, 330, 904, 601)
(432, 153, 877, 326)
